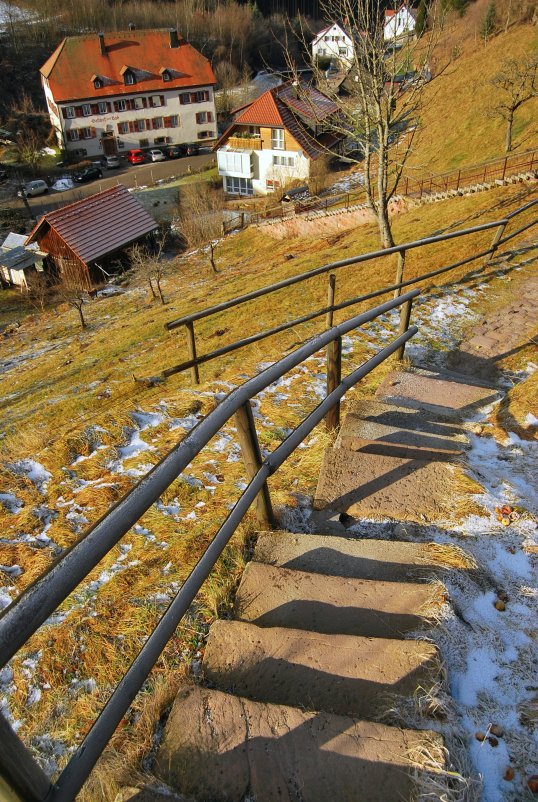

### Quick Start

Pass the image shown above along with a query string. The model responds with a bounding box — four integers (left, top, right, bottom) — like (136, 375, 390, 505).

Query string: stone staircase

(152, 366, 498, 802)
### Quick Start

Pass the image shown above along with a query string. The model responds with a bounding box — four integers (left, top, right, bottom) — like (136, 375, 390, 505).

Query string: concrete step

(235, 561, 443, 638)
(156, 684, 445, 802)
(253, 529, 475, 581)
(335, 400, 467, 458)
(314, 444, 454, 522)
(203, 619, 440, 719)
(375, 369, 498, 418)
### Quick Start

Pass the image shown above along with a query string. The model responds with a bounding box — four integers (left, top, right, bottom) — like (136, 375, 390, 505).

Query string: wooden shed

(25, 184, 158, 290)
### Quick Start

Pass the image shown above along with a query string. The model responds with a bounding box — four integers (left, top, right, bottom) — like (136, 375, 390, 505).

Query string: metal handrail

(0, 289, 420, 802)
(161, 196, 538, 383)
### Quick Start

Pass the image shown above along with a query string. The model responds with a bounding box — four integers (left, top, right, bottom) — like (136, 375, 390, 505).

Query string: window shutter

(62, 108, 69, 119)
(75, 107, 83, 116)
(164, 116, 172, 128)
(91, 104, 98, 114)
(91, 127, 97, 138)
(113, 101, 119, 112)
(146, 119, 151, 130)
(152, 119, 157, 130)
(208, 111, 213, 122)
(179, 94, 185, 105)
(129, 121, 135, 133)
(142, 97, 148, 108)
(160, 95, 165, 106)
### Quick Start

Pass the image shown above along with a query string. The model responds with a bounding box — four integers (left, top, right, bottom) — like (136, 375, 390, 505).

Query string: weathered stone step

(235, 562, 443, 637)
(314, 444, 454, 522)
(336, 401, 467, 458)
(203, 619, 440, 719)
(156, 685, 445, 802)
(375, 368, 498, 418)
(253, 530, 475, 581)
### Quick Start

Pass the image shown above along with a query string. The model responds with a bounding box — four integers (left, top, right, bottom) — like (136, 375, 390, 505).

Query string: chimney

(169, 28, 179, 48)
(98, 32, 106, 56)
(128, 22, 136, 31)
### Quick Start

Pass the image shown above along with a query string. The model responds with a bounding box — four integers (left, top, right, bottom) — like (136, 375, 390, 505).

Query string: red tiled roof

(41, 30, 216, 103)
(216, 83, 340, 160)
(26, 185, 158, 264)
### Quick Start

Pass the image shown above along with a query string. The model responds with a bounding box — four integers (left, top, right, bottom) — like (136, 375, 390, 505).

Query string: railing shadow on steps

(0, 291, 420, 802)
(163, 196, 538, 386)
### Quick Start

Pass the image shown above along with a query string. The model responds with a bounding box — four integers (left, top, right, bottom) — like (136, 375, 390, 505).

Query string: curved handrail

(0, 289, 420, 802)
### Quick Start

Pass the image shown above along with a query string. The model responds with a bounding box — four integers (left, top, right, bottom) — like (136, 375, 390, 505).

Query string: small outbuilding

(25, 184, 158, 290)
(0, 233, 47, 290)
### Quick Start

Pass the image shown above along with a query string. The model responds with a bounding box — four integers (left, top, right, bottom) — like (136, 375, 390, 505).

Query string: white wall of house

(43, 78, 216, 157)
(217, 145, 311, 196)
(384, 7, 416, 40)
(312, 24, 353, 66)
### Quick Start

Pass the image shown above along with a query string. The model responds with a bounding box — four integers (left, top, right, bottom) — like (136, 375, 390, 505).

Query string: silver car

(101, 155, 121, 169)
(18, 179, 48, 197)
(149, 149, 166, 162)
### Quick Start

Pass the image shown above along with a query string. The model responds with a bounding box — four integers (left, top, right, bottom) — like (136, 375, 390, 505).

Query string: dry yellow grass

(0, 179, 536, 796)
(407, 21, 538, 175)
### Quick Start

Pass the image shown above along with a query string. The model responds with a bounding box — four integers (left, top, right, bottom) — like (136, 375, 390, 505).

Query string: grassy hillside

(0, 181, 536, 798)
(407, 20, 538, 174)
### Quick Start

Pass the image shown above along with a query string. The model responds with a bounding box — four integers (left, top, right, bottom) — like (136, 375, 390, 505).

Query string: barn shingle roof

(26, 185, 158, 264)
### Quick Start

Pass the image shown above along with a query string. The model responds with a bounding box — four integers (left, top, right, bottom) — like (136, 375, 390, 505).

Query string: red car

(127, 149, 145, 165)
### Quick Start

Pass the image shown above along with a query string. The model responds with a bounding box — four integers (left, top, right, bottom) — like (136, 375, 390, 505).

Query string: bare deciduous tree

(176, 181, 224, 256)
(129, 231, 168, 305)
(290, 0, 441, 249)
(487, 55, 538, 153)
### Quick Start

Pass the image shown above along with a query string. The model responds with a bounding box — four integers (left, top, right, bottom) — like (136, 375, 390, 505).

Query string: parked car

(177, 143, 200, 156)
(127, 149, 145, 165)
(165, 146, 181, 159)
(100, 155, 121, 169)
(148, 149, 166, 162)
(74, 166, 103, 183)
(18, 179, 48, 197)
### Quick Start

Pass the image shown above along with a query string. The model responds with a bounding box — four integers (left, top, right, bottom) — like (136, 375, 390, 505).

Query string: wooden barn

(25, 184, 158, 290)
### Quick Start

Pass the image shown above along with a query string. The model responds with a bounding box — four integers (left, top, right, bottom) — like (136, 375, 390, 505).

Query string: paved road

(9, 152, 215, 218)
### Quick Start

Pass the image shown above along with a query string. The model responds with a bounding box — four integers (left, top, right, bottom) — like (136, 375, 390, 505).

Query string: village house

(25, 185, 158, 290)
(311, 22, 354, 67)
(0, 234, 47, 290)
(40, 28, 217, 159)
(384, 4, 417, 41)
(214, 82, 342, 197)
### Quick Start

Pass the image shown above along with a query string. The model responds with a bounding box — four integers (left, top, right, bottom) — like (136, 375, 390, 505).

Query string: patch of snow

(0, 492, 23, 513)
(131, 410, 165, 430)
(96, 285, 125, 297)
(0, 564, 23, 577)
(524, 412, 538, 427)
(7, 459, 52, 494)
(169, 414, 200, 431)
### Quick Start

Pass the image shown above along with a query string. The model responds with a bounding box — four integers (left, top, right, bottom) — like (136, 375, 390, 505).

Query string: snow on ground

(7, 459, 52, 493)
(0, 491, 23, 513)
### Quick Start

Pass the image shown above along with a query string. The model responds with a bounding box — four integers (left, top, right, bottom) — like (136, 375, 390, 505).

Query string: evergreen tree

(481, 0, 497, 41)
(415, 0, 428, 35)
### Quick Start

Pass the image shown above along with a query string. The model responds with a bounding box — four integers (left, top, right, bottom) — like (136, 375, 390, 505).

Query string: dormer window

(162, 70, 171, 82)
(94, 78, 103, 89)
(124, 71, 135, 86)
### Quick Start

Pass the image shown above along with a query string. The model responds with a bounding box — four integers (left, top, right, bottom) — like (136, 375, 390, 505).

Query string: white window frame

(125, 72, 135, 86)
(153, 117, 163, 129)
(82, 103, 92, 116)
(98, 101, 108, 114)
(65, 106, 75, 119)
(116, 99, 127, 112)
(136, 119, 146, 132)
(151, 95, 162, 107)
(170, 115, 179, 127)
(271, 128, 285, 150)
(70, 129, 80, 141)
(134, 97, 144, 110)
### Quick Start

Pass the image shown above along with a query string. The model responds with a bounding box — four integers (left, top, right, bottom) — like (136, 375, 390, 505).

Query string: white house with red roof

(384, 4, 416, 41)
(40, 29, 217, 159)
(214, 83, 341, 197)
(311, 22, 353, 67)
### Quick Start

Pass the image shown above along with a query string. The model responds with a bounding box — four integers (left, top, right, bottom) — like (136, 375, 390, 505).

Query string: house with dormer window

(40, 29, 217, 158)
(311, 22, 354, 67)
(214, 82, 342, 197)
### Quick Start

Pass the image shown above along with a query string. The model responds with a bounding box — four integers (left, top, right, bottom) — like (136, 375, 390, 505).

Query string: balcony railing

(227, 135, 263, 150)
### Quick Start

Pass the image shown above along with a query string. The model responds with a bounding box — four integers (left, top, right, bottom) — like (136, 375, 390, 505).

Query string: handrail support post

(393, 249, 406, 299)
(484, 220, 508, 265)
(325, 335, 342, 431)
(396, 297, 414, 361)
(185, 321, 200, 385)
(234, 402, 275, 530)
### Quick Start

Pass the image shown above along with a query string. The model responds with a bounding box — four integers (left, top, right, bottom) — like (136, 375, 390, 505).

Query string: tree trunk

(505, 111, 514, 153)
(377, 201, 395, 249)
(148, 277, 157, 299)
(157, 278, 165, 305)
(76, 304, 86, 329)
